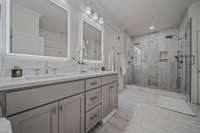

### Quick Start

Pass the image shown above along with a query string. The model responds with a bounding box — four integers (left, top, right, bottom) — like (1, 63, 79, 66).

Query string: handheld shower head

(165, 35, 174, 39)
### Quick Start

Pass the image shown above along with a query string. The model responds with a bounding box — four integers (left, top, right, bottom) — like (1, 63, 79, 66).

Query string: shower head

(165, 35, 174, 39)
(135, 43, 140, 45)
(165, 34, 184, 41)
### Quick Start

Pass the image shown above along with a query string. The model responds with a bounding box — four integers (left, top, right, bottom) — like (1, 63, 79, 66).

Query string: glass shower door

(184, 18, 192, 102)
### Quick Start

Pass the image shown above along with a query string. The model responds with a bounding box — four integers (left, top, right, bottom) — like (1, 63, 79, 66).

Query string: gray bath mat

(158, 96, 196, 116)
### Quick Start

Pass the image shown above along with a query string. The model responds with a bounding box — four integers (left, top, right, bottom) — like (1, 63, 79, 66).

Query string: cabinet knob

(90, 113, 99, 120)
(90, 96, 98, 101)
(59, 105, 63, 112)
(52, 107, 56, 114)
(109, 86, 114, 89)
(91, 81, 98, 86)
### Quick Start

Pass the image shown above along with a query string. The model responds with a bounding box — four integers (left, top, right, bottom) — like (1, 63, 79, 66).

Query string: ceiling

(94, 0, 199, 36)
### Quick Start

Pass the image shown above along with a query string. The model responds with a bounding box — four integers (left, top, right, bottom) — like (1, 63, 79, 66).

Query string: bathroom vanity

(0, 72, 118, 133)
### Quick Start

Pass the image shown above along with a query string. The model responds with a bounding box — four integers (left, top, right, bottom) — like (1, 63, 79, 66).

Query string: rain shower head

(165, 34, 184, 41)
(135, 43, 140, 45)
(165, 35, 174, 39)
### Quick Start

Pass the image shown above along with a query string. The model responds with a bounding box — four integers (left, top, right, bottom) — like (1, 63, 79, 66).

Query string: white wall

(103, 23, 126, 90)
(188, 1, 200, 104)
(0, 0, 3, 69)
(0, 0, 130, 90)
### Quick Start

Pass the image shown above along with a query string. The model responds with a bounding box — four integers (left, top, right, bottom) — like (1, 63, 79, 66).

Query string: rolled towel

(0, 118, 12, 133)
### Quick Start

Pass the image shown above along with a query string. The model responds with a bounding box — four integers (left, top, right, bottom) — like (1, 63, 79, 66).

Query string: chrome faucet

(72, 57, 87, 73)
(44, 61, 51, 74)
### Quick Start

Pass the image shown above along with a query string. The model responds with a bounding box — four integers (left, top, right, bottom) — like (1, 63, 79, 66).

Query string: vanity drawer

(102, 74, 118, 85)
(86, 88, 101, 111)
(85, 105, 101, 132)
(85, 78, 101, 91)
(6, 81, 84, 116)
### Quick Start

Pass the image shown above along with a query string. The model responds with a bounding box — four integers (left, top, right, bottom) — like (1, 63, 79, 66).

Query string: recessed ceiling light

(149, 26, 155, 30)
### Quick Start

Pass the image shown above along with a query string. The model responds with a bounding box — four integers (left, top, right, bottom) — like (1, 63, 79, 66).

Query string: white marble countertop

(0, 71, 118, 92)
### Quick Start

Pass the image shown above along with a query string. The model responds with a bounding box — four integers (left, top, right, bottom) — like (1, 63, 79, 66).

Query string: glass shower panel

(132, 35, 159, 88)
(184, 19, 192, 102)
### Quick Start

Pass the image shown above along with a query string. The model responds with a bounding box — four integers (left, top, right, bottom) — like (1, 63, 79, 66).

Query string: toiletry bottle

(11, 66, 23, 78)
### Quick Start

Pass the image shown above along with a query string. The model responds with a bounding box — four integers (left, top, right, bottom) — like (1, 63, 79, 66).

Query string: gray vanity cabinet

(9, 103, 58, 133)
(6, 80, 85, 133)
(110, 83, 118, 112)
(102, 82, 118, 119)
(9, 94, 84, 133)
(102, 85, 110, 118)
(59, 94, 84, 133)
(0, 73, 118, 133)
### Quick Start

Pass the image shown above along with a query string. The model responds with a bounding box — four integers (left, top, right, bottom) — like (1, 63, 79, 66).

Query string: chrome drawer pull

(91, 81, 98, 86)
(52, 107, 56, 115)
(109, 86, 114, 89)
(59, 105, 63, 112)
(90, 96, 98, 101)
(90, 114, 99, 120)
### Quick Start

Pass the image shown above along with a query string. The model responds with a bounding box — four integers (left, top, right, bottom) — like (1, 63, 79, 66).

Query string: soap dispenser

(11, 66, 23, 78)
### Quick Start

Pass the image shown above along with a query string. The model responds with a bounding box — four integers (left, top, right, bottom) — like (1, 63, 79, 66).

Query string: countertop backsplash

(0, 61, 104, 79)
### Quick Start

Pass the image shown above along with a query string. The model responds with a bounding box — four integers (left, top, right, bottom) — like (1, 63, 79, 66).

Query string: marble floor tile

(90, 85, 200, 133)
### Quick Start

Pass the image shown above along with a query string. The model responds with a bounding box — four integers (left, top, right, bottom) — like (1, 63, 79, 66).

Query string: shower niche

(160, 51, 168, 62)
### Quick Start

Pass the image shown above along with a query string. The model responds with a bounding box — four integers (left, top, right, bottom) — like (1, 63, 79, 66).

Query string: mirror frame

(4, 0, 70, 61)
(80, 16, 104, 63)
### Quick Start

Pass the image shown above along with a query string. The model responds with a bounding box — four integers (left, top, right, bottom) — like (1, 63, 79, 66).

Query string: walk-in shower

(130, 29, 186, 93)
(165, 34, 184, 90)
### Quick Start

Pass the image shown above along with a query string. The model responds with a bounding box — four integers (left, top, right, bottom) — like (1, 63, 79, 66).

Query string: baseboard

(101, 109, 117, 124)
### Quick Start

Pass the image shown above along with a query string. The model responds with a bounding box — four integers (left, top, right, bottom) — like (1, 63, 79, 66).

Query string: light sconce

(85, 6, 104, 25)
(98, 17, 104, 25)
(92, 12, 98, 21)
(85, 6, 92, 15)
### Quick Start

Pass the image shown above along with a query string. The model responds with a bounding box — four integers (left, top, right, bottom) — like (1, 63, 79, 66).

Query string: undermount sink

(24, 72, 83, 80)
(0, 71, 99, 83)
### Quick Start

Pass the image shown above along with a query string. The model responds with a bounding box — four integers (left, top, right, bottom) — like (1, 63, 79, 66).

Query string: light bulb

(85, 6, 92, 15)
(99, 17, 104, 25)
(92, 12, 98, 20)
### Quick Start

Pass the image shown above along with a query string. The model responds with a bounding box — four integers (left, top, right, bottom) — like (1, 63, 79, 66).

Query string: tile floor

(89, 85, 200, 133)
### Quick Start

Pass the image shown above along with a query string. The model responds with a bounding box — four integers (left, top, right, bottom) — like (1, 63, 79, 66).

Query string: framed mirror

(81, 20, 103, 62)
(9, 0, 69, 58)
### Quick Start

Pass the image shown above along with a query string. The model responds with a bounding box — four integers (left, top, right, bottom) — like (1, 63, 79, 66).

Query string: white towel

(0, 118, 12, 133)
(108, 48, 116, 71)
(120, 53, 128, 75)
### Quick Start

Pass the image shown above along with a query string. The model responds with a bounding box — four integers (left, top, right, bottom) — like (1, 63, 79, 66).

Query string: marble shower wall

(132, 28, 181, 92)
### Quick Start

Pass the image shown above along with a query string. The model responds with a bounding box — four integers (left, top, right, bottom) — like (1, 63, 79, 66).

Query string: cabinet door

(9, 103, 58, 133)
(110, 83, 118, 112)
(59, 94, 84, 133)
(102, 85, 110, 119)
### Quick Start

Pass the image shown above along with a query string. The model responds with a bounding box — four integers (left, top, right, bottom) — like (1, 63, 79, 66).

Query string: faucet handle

(33, 68, 41, 76)
(52, 68, 58, 75)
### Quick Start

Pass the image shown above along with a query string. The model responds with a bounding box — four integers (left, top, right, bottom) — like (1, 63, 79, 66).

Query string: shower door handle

(191, 55, 195, 65)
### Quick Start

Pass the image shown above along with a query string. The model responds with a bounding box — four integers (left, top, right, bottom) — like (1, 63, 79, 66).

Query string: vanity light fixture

(84, 6, 104, 26)
(98, 17, 104, 25)
(92, 12, 98, 21)
(85, 6, 92, 15)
